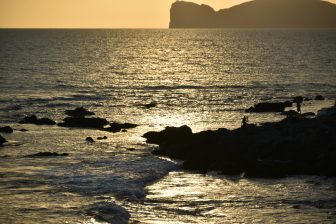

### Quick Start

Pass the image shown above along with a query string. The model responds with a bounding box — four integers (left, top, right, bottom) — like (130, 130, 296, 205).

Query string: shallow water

(0, 29, 336, 223)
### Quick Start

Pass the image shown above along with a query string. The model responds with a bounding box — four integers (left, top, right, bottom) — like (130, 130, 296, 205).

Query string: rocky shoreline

(143, 107, 336, 178)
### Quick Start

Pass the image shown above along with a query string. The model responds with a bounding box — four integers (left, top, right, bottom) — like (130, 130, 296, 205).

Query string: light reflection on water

(127, 172, 336, 224)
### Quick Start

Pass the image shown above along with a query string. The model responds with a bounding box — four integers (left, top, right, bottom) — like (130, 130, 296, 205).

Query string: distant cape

(169, 0, 336, 28)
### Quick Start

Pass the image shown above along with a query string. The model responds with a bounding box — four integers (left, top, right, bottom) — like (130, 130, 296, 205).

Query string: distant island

(169, 0, 336, 28)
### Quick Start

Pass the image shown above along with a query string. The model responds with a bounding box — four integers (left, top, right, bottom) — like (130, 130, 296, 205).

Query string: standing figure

(296, 101, 301, 113)
(242, 116, 248, 127)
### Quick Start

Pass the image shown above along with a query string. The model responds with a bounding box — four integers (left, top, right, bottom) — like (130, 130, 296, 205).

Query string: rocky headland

(170, 0, 336, 28)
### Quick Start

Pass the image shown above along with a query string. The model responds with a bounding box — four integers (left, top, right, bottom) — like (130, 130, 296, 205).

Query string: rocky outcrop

(65, 107, 95, 117)
(143, 111, 336, 177)
(170, 0, 336, 28)
(58, 117, 109, 129)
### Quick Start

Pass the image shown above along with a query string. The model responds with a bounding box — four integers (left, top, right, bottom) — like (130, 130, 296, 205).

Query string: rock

(143, 125, 193, 145)
(0, 135, 7, 146)
(121, 129, 127, 132)
(144, 102, 157, 109)
(58, 117, 109, 129)
(145, 115, 336, 178)
(19, 115, 56, 125)
(19, 115, 38, 124)
(97, 136, 107, 140)
(86, 137, 95, 143)
(246, 101, 292, 113)
(20, 129, 28, 132)
(315, 95, 325, 100)
(65, 107, 95, 117)
(0, 126, 13, 133)
(103, 122, 138, 133)
(27, 152, 69, 157)
(318, 106, 336, 117)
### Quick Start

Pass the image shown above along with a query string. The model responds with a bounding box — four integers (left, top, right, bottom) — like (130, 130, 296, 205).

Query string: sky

(1, 0, 336, 28)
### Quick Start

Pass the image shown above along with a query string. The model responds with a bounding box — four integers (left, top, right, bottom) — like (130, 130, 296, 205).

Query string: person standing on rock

(296, 101, 301, 113)
(242, 116, 248, 127)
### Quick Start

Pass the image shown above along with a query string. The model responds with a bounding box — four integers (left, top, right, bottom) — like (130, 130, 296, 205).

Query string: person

(242, 116, 248, 127)
(296, 101, 301, 113)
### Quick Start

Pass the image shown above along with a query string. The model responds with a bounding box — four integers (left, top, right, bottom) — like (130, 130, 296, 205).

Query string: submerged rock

(0, 135, 7, 146)
(0, 126, 13, 133)
(27, 152, 69, 157)
(246, 101, 292, 113)
(144, 115, 336, 178)
(19, 115, 56, 125)
(97, 136, 108, 140)
(65, 107, 95, 117)
(20, 129, 28, 132)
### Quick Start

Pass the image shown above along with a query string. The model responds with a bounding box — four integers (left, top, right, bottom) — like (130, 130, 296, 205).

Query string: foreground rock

(26, 152, 69, 157)
(143, 112, 336, 178)
(0, 126, 13, 133)
(246, 101, 292, 113)
(19, 115, 56, 125)
(0, 135, 7, 146)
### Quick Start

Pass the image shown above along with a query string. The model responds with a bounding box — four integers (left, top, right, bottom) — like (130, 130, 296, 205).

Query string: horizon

(1, 0, 336, 29)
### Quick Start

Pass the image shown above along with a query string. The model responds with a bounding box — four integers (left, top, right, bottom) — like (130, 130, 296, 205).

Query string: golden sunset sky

(1, 0, 336, 28)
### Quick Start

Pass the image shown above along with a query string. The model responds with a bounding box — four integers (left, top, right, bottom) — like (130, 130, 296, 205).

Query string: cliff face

(169, 0, 336, 28)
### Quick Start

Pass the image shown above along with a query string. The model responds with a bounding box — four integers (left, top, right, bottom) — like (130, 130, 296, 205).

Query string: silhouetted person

(296, 102, 301, 113)
(242, 116, 248, 127)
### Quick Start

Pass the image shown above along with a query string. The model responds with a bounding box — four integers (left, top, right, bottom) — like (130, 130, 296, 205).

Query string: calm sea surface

(0, 29, 336, 223)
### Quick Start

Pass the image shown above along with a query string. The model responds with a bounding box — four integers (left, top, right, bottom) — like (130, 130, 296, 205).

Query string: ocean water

(0, 29, 336, 223)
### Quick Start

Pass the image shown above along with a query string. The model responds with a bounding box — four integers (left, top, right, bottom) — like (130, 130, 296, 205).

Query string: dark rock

(304, 97, 312, 101)
(19, 115, 56, 125)
(58, 117, 109, 129)
(145, 102, 157, 109)
(302, 112, 315, 117)
(0, 126, 13, 133)
(19, 115, 38, 124)
(20, 129, 28, 132)
(27, 152, 69, 157)
(0, 135, 7, 146)
(65, 107, 95, 117)
(315, 95, 325, 100)
(121, 129, 127, 132)
(103, 122, 138, 133)
(86, 137, 95, 143)
(246, 101, 292, 113)
(97, 136, 108, 140)
(143, 125, 193, 145)
(144, 115, 336, 178)
(318, 106, 336, 117)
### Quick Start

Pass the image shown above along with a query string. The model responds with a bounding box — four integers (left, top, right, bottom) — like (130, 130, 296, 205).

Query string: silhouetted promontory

(170, 0, 336, 28)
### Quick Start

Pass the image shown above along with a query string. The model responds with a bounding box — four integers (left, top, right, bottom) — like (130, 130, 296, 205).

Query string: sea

(0, 29, 336, 223)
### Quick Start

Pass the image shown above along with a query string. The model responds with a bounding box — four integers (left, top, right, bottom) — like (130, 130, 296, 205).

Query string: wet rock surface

(144, 111, 336, 178)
